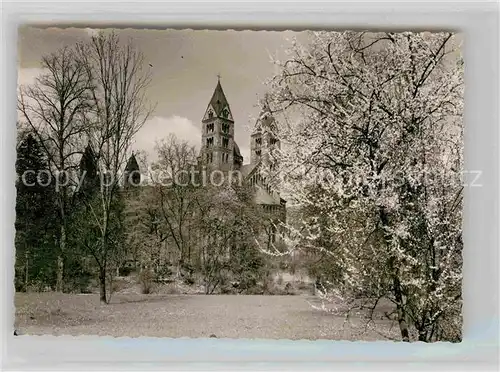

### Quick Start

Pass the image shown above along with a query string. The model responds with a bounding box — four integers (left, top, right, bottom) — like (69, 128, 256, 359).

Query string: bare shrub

(276, 274, 284, 286)
(261, 272, 274, 295)
(162, 283, 181, 295)
(138, 269, 155, 294)
(284, 282, 296, 295)
(296, 281, 311, 291)
(111, 278, 128, 294)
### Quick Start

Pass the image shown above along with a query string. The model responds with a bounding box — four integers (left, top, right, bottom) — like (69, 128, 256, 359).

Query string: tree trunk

(99, 267, 107, 304)
(100, 209, 109, 303)
(418, 331, 428, 342)
(393, 275, 410, 342)
(24, 249, 29, 291)
(56, 223, 66, 292)
(378, 206, 410, 342)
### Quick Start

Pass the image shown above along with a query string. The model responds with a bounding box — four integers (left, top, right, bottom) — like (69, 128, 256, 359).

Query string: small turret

(124, 153, 141, 187)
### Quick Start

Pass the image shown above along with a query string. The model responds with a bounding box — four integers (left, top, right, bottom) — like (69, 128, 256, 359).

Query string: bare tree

(153, 134, 198, 272)
(193, 183, 268, 294)
(76, 32, 154, 303)
(17, 47, 93, 292)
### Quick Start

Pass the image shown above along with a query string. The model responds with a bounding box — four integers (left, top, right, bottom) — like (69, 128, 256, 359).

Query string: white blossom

(264, 31, 463, 342)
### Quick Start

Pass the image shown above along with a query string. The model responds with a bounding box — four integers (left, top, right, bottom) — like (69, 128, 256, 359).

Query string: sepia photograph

(14, 26, 464, 342)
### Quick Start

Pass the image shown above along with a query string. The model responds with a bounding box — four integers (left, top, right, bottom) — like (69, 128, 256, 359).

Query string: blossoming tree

(262, 31, 464, 342)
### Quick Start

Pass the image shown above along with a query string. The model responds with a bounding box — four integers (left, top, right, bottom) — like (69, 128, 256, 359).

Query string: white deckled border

(1, 1, 498, 371)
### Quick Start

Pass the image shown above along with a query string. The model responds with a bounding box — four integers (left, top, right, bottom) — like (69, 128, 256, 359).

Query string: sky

(17, 26, 305, 163)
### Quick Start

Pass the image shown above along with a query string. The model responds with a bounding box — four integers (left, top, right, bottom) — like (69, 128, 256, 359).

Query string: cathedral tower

(198, 78, 242, 172)
(250, 101, 280, 170)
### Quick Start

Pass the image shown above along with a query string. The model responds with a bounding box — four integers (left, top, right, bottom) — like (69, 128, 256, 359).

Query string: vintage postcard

(15, 27, 464, 342)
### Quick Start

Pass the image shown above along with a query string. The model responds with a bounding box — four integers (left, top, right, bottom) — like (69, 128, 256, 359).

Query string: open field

(15, 292, 400, 341)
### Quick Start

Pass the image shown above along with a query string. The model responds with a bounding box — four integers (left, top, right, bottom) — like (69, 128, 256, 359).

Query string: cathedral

(124, 78, 286, 238)
(195, 78, 286, 226)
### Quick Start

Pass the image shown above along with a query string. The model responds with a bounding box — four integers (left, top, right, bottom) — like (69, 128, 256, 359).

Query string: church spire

(203, 78, 233, 122)
(253, 95, 276, 135)
(198, 77, 239, 171)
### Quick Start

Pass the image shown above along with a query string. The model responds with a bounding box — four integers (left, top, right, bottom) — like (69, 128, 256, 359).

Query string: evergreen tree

(77, 145, 99, 203)
(15, 133, 58, 291)
(70, 144, 127, 295)
(64, 144, 101, 293)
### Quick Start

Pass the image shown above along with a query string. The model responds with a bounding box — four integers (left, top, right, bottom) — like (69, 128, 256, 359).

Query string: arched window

(208, 109, 214, 119)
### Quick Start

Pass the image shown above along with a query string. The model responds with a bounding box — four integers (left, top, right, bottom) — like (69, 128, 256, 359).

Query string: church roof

(240, 163, 256, 178)
(255, 185, 281, 205)
(208, 80, 231, 118)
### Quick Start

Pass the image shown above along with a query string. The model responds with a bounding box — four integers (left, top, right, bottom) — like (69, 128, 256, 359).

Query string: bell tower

(250, 100, 280, 169)
(199, 77, 235, 172)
